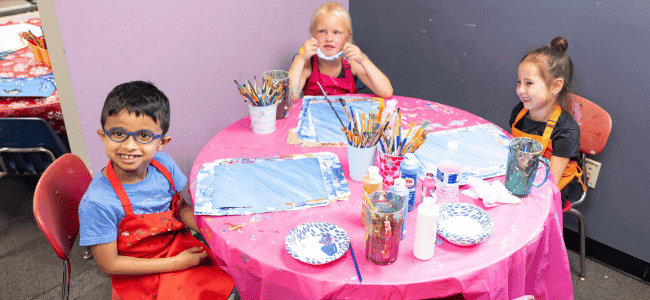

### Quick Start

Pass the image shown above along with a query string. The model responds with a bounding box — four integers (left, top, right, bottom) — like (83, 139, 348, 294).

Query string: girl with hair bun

(509, 36, 586, 206)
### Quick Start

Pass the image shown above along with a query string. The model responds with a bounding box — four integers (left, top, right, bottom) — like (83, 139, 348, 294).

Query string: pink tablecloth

(0, 18, 65, 135)
(189, 95, 573, 300)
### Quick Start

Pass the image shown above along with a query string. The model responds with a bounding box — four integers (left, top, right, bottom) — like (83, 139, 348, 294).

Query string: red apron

(303, 56, 358, 95)
(107, 159, 234, 300)
(511, 105, 586, 192)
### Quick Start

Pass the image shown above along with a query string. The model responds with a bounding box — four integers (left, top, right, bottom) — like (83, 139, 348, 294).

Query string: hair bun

(550, 36, 568, 52)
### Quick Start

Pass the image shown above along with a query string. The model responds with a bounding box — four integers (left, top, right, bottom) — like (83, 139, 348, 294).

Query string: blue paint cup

(347, 144, 377, 182)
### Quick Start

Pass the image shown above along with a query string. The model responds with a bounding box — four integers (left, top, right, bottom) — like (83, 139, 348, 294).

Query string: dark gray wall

(351, 0, 650, 263)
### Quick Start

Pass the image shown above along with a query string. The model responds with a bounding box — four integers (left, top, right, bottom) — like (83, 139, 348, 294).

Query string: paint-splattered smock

(79, 152, 234, 299)
(303, 56, 358, 96)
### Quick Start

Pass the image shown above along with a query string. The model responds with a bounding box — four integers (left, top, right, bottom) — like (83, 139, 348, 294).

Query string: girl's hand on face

(299, 38, 318, 60)
(175, 247, 208, 270)
(343, 43, 366, 64)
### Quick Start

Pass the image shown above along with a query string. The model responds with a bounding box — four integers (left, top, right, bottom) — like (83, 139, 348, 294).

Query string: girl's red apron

(303, 56, 358, 95)
(511, 105, 586, 196)
(106, 159, 234, 300)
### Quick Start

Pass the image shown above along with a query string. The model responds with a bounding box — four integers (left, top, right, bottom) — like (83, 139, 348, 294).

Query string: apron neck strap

(105, 159, 177, 216)
(106, 161, 135, 216)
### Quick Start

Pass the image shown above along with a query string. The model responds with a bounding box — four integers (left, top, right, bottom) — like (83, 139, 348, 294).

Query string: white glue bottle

(389, 178, 410, 240)
(362, 166, 383, 226)
(413, 195, 439, 260)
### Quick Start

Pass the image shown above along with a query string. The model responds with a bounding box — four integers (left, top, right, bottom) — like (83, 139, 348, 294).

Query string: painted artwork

(414, 124, 511, 184)
(0, 72, 56, 97)
(288, 95, 383, 147)
(195, 152, 350, 216)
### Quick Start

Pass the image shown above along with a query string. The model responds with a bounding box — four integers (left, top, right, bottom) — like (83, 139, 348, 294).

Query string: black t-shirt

(509, 102, 581, 162)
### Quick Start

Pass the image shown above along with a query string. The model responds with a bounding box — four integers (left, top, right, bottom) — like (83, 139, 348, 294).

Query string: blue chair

(0, 117, 69, 175)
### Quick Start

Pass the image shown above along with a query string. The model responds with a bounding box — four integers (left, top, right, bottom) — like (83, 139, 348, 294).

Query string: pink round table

(0, 18, 65, 135)
(189, 95, 574, 300)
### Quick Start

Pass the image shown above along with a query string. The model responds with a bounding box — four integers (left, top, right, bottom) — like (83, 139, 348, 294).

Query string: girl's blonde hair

(309, 2, 354, 44)
(520, 36, 574, 110)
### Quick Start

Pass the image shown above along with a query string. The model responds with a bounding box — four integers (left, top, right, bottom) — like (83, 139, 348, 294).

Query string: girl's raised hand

(175, 246, 208, 270)
(299, 38, 318, 60)
(343, 43, 366, 64)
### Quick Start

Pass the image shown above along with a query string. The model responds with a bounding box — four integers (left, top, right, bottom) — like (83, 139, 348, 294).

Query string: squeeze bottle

(389, 178, 410, 240)
(362, 166, 383, 225)
(421, 171, 436, 204)
(413, 195, 439, 260)
(435, 141, 463, 205)
(400, 153, 418, 211)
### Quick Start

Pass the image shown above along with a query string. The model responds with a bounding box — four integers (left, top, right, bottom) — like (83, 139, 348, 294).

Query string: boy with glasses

(79, 81, 236, 299)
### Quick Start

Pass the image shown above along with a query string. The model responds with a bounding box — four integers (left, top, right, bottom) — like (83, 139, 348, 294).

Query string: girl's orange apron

(106, 159, 234, 300)
(511, 106, 586, 196)
(303, 56, 358, 95)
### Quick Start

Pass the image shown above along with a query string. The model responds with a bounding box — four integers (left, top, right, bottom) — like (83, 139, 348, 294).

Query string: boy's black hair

(100, 81, 171, 134)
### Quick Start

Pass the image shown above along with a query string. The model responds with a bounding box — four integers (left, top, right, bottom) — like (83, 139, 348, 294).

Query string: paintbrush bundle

(379, 115, 430, 156)
(342, 99, 399, 148)
(19, 29, 46, 49)
(234, 75, 285, 106)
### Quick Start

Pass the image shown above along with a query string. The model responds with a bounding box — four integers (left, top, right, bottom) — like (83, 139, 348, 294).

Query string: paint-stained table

(189, 95, 574, 300)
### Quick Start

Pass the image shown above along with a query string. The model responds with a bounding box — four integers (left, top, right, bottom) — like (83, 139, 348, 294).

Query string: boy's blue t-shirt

(78, 152, 187, 247)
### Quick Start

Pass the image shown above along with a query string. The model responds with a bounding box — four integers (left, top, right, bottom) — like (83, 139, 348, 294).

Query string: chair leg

(83, 246, 93, 259)
(569, 208, 587, 281)
(63, 259, 71, 300)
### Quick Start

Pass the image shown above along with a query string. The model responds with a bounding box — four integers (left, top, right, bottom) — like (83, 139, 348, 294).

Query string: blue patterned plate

(285, 222, 350, 265)
(437, 203, 494, 246)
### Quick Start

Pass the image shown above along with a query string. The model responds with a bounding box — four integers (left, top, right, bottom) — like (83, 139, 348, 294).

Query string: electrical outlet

(584, 158, 601, 189)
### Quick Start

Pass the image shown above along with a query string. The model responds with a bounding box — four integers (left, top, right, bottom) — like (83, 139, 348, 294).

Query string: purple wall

(52, 1, 348, 185)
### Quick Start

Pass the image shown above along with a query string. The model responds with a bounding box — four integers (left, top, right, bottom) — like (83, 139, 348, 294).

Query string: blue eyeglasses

(102, 127, 165, 144)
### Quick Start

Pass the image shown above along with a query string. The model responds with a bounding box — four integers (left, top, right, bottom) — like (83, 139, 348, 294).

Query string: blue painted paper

(414, 124, 510, 184)
(211, 157, 328, 209)
(195, 152, 351, 216)
(0, 73, 56, 97)
(294, 96, 380, 145)
(310, 100, 378, 143)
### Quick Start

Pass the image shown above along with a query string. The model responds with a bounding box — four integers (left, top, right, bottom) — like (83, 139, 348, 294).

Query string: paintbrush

(316, 82, 346, 128)
(348, 242, 362, 283)
(337, 98, 352, 122)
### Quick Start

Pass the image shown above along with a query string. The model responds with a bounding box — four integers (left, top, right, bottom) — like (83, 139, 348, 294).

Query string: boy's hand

(175, 247, 208, 270)
(343, 43, 366, 65)
(299, 38, 318, 60)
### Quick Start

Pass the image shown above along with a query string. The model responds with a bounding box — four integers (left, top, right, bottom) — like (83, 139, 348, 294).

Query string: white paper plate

(0, 32, 28, 53)
(437, 203, 494, 246)
(285, 222, 349, 265)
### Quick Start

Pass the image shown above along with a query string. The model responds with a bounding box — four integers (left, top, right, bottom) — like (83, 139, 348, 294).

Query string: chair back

(0, 117, 69, 174)
(33, 153, 92, 260)
(569, 94, 612, 155)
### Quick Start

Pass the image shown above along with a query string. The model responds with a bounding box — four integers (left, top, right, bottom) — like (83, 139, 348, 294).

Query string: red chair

(33, 153, 122, 299)
(565, 94, 612, 281)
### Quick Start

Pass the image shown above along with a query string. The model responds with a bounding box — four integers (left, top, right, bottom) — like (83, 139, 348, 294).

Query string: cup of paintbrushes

(377, 150, 405, 187)
(248, 102, 279, 134)
(21, 35, 50, 67)
(262, 70, 291, 119)
(347, 143, 377, 182)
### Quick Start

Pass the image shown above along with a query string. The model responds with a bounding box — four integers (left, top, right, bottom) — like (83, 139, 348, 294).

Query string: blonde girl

(288, 2, 393, 99)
